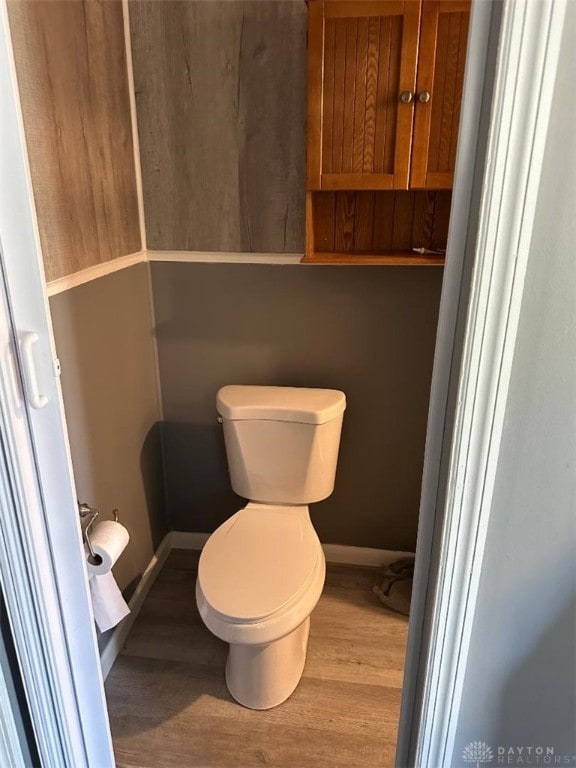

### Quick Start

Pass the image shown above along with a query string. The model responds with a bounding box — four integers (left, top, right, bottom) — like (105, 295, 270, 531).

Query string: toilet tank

(217, 386, 346, 505)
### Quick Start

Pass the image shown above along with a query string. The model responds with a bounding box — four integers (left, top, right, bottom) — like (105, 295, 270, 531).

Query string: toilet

(196, 385, 346, 710)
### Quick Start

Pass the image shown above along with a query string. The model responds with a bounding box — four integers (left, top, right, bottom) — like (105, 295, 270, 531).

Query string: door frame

(0, 0, 114, 765)
(397, 0, 568, 766)
(0, 0, 568, 767)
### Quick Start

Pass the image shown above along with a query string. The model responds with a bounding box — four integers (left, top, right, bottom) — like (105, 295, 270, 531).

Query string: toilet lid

(198, 505, 321, 623)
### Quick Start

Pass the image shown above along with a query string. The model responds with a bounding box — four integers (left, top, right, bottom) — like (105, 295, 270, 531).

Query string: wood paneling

(130, 0, 306, 253)
(106, 550, 409, 768)
(308, 0, 421, 191)
(8, 0, 140, 282)
(307, 189, 451, 262)
(410, 0, 471, 189)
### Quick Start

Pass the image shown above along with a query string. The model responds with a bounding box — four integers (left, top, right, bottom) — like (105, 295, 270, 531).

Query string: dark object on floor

(373, 557, 415, 616)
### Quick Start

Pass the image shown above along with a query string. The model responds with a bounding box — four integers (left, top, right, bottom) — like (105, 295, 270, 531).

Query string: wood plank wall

(129, 0, 307, 253)
(8, 0, 140, 282)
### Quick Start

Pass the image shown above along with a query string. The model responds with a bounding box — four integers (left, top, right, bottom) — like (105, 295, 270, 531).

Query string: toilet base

(225, 617, 310, 710)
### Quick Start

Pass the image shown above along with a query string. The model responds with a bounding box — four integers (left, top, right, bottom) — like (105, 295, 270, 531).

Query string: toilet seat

(196, 503, 326, 645)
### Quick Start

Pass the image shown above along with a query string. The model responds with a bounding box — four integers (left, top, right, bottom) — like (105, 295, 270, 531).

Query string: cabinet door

(307, 0, 421, 191)
(410, 0, 471, 189)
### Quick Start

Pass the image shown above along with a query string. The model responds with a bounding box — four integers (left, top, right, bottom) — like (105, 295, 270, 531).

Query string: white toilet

(196, 385, 346, 710)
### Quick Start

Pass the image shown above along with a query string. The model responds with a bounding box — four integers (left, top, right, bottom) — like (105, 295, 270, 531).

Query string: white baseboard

(321, 544, 414, 567)
(169, 530, 413, 568)
(99, 533, 171, 680)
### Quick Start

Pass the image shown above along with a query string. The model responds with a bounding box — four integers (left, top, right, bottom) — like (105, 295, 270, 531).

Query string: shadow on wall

(116, 421, 169, 603)
(97, 422, 167, 653)
(161, 421, 242, 533)
(140, 422, 168, 554)
(495, 594, 576, 759)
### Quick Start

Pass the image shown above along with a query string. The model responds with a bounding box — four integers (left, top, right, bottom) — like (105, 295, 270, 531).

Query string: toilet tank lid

(217, 385, 346, 425)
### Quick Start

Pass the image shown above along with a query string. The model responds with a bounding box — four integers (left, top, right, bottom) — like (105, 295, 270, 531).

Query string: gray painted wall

(130, 0, 306, 252)
(152, 262, 443, 550)
(50, 265, 166, 598)
(452, 6, 576, 762)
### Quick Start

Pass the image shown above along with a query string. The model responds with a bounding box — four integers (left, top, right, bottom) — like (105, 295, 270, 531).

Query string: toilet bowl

(196, 385, 345, 709)
(196, 503, 326, 709)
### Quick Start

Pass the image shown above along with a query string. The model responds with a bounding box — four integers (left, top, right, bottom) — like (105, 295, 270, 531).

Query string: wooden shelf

(306, 190, 451, 267)
(301, 251, 445, 266)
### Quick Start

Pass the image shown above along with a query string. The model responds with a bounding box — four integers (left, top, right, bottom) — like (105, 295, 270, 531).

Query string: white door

(0, 1, 114, 765)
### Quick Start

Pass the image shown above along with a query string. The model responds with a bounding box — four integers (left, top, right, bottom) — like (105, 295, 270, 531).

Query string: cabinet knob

(418, 91, 431, 104)
(399, 91, 414, 104)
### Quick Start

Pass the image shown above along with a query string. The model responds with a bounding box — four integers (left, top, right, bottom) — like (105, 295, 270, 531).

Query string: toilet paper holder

(78, 502, 120, 562)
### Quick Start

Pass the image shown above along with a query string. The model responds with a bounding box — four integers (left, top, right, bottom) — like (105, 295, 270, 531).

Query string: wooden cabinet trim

(393, 0, 421, 188)
(301, 252, 445, 265)
(324, 1, 405, 19)
(307, 0, 325, 190)
(413, 171, 453, 190)
(409, 0, 439, 187)
(439, 0, 470, 11)
(321, 173, 395, 190)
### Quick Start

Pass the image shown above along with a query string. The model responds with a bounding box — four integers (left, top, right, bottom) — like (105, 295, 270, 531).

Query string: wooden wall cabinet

(305, 0, 470, 264)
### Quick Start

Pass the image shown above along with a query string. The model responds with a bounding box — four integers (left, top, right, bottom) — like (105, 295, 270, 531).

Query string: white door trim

(395, 0, 499, 761)
(410, 1, 568, 766)
(0, 1, 115, 765)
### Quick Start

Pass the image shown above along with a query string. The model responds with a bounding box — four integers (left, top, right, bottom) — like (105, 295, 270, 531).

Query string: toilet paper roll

(86, 520, 129, 576)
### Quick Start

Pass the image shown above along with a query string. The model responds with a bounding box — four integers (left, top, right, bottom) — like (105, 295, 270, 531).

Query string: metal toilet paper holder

(78, 502, 120, 564)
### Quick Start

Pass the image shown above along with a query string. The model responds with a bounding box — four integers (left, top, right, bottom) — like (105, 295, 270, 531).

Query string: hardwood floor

(106, 550, 409, 768)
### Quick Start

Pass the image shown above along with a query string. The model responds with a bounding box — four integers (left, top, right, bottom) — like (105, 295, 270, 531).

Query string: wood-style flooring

(106, 550, 409, 768)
